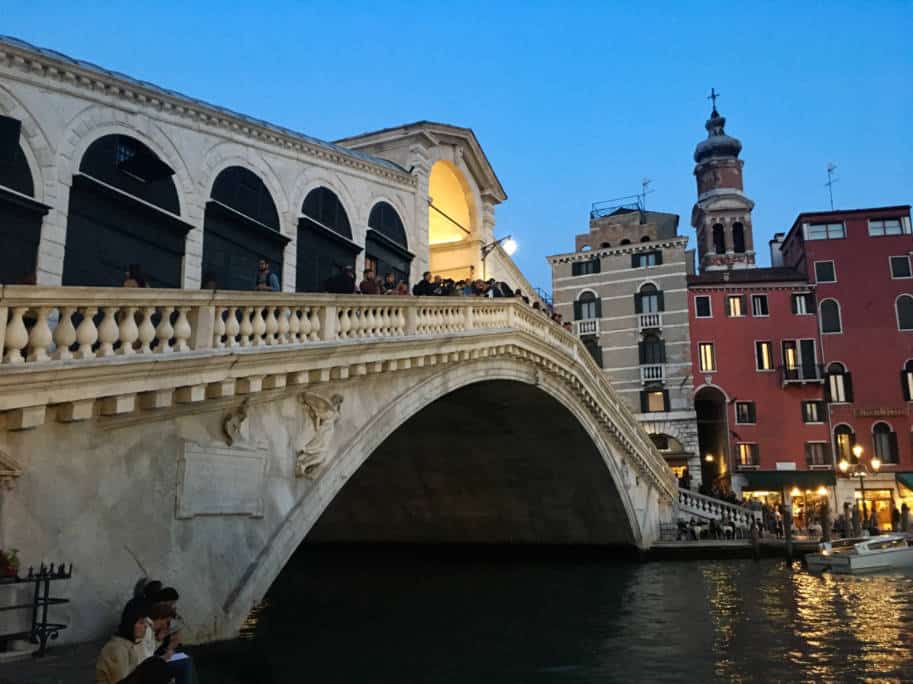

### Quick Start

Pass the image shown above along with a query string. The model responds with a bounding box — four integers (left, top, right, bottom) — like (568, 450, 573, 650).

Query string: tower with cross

(690, 89, 757, 271)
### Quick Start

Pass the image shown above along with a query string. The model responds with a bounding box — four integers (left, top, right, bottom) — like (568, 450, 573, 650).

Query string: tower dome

(693, 108, 742, 163)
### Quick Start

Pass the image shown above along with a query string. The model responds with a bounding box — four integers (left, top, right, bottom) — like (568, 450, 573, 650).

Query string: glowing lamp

(502, 237, 518, 256)
(871, 457, 881, 472)
(704, 453, 714, 463)
(816, 486, 828, 497)
(790, 487, 802, 498)
(838, 459, 850, 473)
(852, 444, 863, 459)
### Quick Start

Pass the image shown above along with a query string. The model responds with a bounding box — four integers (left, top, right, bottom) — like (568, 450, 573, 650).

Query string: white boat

(806, 534, 913, 574)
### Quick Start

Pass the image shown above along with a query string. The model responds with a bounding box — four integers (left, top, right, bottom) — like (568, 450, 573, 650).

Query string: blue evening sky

(5, 2, 911, 292)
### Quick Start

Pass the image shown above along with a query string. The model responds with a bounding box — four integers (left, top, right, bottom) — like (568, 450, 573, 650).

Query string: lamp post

(480, 235, 517, 280)
(839, 444, 881, 522)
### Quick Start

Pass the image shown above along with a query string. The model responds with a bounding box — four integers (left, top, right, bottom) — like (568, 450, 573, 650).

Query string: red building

(685, 100, 913, 527)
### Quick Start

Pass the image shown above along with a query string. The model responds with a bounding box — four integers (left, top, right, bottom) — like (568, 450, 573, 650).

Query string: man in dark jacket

(325, 265, 357, 294)
(412, 271, 434, 296)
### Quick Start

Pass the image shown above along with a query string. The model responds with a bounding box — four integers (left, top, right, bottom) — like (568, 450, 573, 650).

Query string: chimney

(769, 232, 785, 267)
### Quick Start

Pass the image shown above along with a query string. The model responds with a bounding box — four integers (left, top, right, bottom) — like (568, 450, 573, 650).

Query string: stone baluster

(238, 307, 254, 347)
(295, 308, 309, 341)
(396, 307, 407, 335)
(277, 307, 290, 344)
(137, 307, 156, 353)
(264, 306, 279, 345)
(26, 306, 53, 362)
(338, 307, 351, 339)
(155, 306, 175, 353)
(173, 307, 192, 352)
(365, 308, 377, 337)
(53, 307, 76, 360)
(251, 307, 267, 346)
(3, 306, 29, 364)
(226, 307, 241, 347)
(96, 307, 119, 357)
(74, 307, 98, 359)
(309, 307, 322, 340)
(213, 307, 227, 348)
(117, 306, 139, 355)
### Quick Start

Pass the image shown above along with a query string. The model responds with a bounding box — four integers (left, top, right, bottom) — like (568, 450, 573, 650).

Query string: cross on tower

(707, 88, 720, 112)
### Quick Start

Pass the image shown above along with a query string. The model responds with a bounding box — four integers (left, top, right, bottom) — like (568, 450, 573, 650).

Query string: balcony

(638, 312, 662, 330)
(574, 319, 599, 337)
(779, 364, 825, 386)
(640, 364, 664, 384)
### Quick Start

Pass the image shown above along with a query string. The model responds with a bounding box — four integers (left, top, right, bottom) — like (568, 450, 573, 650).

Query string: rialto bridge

(0, 289, 677, 642)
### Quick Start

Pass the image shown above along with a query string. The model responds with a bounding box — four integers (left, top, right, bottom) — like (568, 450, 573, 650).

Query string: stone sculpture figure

(223, 398, 250, 446)
(295, 393, 344, 479)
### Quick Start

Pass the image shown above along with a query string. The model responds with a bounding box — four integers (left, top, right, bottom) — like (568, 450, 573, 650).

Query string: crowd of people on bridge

(96, 579, 192, 684)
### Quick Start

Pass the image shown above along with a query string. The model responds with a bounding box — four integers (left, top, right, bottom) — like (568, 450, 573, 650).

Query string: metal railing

(779, 364, 825, 385)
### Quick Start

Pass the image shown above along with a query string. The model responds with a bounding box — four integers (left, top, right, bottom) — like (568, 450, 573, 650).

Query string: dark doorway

(297, 187, 360, 292)
(365, 202, 412, 286)
(695, 386, 728, 486)
(0, 115, 47, 284)
(202, 166, 287, 291)
(63, 134, 188, 287)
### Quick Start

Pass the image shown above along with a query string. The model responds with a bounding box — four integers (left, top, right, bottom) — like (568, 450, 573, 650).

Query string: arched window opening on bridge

(0, 115, 48, 284)
(297, 187, 360, 292)
(712, 224, 725, 254)
(732, 222, 745, 253)
(366, 201, 413, 286)
(202, 166, 286, 291)
(872, 422, 898, 464)
(63, 134, 189, 287)
(833, 424, 856, 464)
(695, 386, 728, 484)
(428, 160, 476, 280)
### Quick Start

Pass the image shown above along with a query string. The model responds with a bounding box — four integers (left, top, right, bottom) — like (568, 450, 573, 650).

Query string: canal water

(193, 546, 913, 683)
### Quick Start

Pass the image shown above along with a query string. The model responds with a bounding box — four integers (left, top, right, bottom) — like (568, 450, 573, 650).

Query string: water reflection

(196, 549, 913, 683)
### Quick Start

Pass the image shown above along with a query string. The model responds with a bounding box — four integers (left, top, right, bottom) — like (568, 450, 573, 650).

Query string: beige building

(548, 202, 700, 484)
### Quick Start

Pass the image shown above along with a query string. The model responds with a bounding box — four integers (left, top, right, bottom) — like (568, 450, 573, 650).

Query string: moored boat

(806, 534, 913, 574)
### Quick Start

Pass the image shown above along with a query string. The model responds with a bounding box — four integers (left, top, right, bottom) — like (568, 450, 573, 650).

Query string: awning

(896, 472, 913, 494)
(741, 470, 836, 491)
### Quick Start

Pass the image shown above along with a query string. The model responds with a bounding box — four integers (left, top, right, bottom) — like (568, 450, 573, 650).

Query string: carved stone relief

(295, 392, 344, 479)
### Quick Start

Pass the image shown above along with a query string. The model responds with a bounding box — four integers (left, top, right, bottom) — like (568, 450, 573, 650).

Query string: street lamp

(480, 235, 518, 279)
(839, 444, 881, 520)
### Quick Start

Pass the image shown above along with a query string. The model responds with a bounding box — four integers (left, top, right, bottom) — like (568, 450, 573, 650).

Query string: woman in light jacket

(96, 598, 152, 684)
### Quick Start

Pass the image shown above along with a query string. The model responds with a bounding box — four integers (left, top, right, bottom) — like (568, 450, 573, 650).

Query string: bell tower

(691, 89, 755, 271)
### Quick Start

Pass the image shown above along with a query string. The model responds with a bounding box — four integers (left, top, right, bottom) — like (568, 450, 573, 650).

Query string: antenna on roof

(640, 178, 654, 211)
(825, 162, 839, 210)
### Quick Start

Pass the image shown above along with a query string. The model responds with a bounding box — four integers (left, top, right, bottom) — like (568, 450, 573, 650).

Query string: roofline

(335, 120, 507, 202)
(783, 204, 912, 246)
(0, 35, 416, 187)
(546, 236, 689, 263)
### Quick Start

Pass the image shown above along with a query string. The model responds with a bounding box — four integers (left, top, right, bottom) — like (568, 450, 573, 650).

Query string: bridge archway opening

(427, 160, 477, 280)
(297, 186, 361, 292)
(695, 386, 728, 487)
(306, 379, 636, 546)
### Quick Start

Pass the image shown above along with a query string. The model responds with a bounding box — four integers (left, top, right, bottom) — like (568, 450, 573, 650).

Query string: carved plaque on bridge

(176, 441, 267, 519)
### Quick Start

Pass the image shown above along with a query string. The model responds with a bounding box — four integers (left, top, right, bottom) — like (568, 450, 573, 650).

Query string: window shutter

(634, 293, 643, 314)
(594, 346, 603, 368)
(749, 404, 757, 422)
(631, 254, 639, 268)
(592, 258, 601, 274)
(594, 297, 602, 318)
(888, 431, 899, 462)
(843, 373, 854, 402)
(656, 291, 665, 312)
(638, 342, 646, 364)
(805, 294, 815, 312)
(655, 251, 663, 265)
(824, 376, 833, 403)
(902, 371, 911, 401)
(791, 295, 798, 315)
(640, 391, 648, 413)
(572, 262, 581, 276)
(662, 390, 670, 412)
(573, 301, 582, 320)
(658, 341, 667, 363)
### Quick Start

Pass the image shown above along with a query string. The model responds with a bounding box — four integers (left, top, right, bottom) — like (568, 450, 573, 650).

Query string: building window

(635, 283, 663, 314)
(806, 222, 846, 240)
(791, 293, 815, 315)
(735, 401, 756, 424)
(897, 295, 913, 331)
(737, 443, 759, 467)
(802, 400, 826, 423)
(873, 422, 898, 463)
(732, 222, 746, 253)
(575, 291, 600, 320)
(650, 434, 669, 450)
(751, 294, 769, 317)
(782, 339, 818, 380)
(834, 425, 856, 463)
(814, 261, 836, 283)
(639, 334, 666, 365)
(572, 258, 600, 276)
(641, 386, 669, 413)
(901, 360, 913, 401)
(868, 218, 905, 237)
(805, 442, 830, 466)
(712, 224, 725, 254)
(755, 341, 773, 371)
(826, 362, 853, 403)
(726, 295, 745, 317)
(695, 295, 712, 318)
(632, 251, 662, 268)
(583, 337, 603, 367)
(891, 256, 912, 279)
(699, 342, 716, 372)
(819, 299, 843, 334)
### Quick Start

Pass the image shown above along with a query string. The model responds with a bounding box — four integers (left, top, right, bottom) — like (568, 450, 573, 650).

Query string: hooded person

(96, 598, 153, 684)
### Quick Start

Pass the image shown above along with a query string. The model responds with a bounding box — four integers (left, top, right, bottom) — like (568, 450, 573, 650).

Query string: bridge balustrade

(677, 489, 762, 528)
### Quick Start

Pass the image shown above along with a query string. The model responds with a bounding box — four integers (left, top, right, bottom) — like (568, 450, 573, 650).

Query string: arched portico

(427, 159, 479, 280)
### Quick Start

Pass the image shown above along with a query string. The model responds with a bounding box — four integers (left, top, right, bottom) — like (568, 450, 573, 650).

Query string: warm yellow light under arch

(428, 161, 472, 245)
